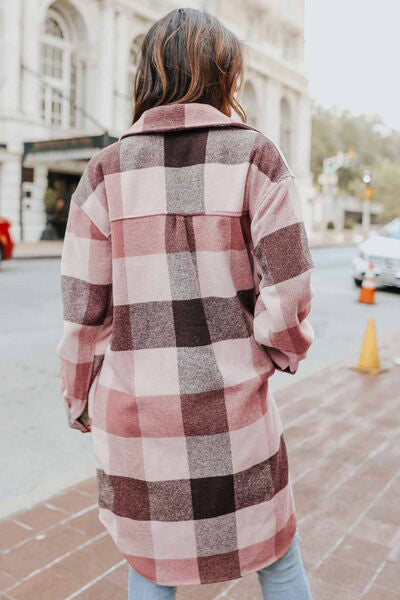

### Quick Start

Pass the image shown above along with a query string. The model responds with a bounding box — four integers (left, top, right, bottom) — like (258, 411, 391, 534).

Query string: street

(1, 247, 399, 518)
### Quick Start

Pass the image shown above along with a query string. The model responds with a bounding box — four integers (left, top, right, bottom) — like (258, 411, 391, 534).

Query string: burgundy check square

(198, 550, 241, 584)
(191, 473, 236, 520)
(97, 471, 151, 521)
(164, 129, 208, 168)
(180, 389, 229, 436)
(172, 298, 211, 347)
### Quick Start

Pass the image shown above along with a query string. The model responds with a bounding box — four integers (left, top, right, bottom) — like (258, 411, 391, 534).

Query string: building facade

(0, 0, 312, 242)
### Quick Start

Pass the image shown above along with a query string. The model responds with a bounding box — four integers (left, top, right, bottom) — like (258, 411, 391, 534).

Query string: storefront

(21, 133, 117, 240)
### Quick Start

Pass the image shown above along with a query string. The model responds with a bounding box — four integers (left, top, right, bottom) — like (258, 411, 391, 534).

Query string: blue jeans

(128, 531, 312, 599)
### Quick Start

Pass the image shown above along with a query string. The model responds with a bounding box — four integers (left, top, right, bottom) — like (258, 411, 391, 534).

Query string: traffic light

(363, 170, 373, 199)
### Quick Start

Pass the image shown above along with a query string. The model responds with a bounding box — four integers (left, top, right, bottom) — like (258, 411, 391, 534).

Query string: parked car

(352, 223, 400, 288)
(0, 217, 14, 266)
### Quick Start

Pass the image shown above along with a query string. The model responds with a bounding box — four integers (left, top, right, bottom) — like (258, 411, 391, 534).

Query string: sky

(304, 0, 400, 130)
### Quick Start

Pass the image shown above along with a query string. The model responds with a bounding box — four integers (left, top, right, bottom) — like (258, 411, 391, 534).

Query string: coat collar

(119, 102, 259, 139)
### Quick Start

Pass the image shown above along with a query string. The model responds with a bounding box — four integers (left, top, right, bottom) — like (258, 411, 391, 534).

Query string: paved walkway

(13, 241, 63, 260)
(1, 332, 400, 599)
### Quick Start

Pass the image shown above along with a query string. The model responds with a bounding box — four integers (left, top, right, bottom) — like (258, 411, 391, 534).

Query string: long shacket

(57, 102, 314, 586)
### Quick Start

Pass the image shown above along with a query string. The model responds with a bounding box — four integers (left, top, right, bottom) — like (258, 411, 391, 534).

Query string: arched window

(45, 15, 63, 39)
(127, 35, 144, 101)
(242, 81, 258, 128)
(280, 97, 292, 163)
(40, 7, 84, 128)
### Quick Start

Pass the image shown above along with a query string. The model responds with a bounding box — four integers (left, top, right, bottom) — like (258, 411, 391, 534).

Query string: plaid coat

(57, 102, 314, 586)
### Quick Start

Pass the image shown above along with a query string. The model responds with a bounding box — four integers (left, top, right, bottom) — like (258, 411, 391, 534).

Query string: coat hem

(122, 516, 298, 587)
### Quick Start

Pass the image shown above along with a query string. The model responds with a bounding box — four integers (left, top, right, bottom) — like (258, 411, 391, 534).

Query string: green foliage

(327, 221, 335, 229)
(372, 159, 400, 221)
(43, 187, 57, 212)
(311, 105, 400, 221)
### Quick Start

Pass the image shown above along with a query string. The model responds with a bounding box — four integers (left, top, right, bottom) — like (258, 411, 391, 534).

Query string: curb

(12, 254, 62, 260)
(309, 242, 357, 250)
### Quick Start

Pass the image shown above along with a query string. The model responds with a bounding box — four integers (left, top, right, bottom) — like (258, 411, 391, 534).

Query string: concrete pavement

(1, 250, 400, 519)
(1, 330, 400, 599)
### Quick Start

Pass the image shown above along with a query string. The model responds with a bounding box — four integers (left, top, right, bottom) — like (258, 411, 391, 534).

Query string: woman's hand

(77, 405, 91, 433)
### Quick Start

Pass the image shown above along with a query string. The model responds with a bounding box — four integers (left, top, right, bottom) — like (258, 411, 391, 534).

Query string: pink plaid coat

(57, 102, 314, 586)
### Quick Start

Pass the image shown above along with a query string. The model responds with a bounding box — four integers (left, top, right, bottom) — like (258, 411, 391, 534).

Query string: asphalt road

(1, 247, 399, 517)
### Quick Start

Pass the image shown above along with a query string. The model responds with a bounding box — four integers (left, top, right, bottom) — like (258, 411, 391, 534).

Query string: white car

(352, 224, 400, 288)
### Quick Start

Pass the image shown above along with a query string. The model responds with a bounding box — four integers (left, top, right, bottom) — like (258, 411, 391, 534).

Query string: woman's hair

(132, 7, 246, 124)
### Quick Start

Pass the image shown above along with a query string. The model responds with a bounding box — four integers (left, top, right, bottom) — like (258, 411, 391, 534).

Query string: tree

(311, 105, 400, 221)
(372, 160, 400, 221)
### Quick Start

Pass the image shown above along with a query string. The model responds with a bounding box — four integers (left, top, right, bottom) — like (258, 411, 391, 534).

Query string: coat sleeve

(56, 163, 113, 431)
(249, 171, 315, 375)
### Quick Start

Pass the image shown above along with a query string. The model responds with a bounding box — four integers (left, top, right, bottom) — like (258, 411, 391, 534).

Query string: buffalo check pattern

(57, 102, 314, 586)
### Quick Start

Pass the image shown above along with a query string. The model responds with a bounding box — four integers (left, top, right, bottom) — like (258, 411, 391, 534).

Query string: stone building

(0, 0, 312, 242)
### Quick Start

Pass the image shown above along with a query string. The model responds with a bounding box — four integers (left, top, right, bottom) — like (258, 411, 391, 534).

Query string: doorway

(44, 171, 81, 239)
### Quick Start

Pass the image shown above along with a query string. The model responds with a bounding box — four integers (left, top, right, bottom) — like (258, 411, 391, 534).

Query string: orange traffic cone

(349, 318, 388, 374)
(358, 262, 376, 304)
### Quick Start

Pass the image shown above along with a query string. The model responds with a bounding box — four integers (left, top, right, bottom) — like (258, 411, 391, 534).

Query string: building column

(1, 157, 22, 241)
(23, 164, 48, 242)
(296, 92, 312, 180)
(265, 78, 280, 145)
(259, 77, 269, 135)
(2, 0, 22, 115)
(97, 0, 116, 130)
(114, 12, 132, 131)
(296, 92, 314, 234)
(20, 1, 42, 122)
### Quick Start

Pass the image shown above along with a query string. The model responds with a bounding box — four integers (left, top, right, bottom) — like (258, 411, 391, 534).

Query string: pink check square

(142, 436, 190, 481)
(151, 520, 197, 559)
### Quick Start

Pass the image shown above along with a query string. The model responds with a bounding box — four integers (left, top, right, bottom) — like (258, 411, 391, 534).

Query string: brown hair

(132, 7, 246, 124)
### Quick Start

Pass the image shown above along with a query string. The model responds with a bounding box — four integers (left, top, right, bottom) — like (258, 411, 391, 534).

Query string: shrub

(43, 188, 57, 212)
(344, 220, 354, 230)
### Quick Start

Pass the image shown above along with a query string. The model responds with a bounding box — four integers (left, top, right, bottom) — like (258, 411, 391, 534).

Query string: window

(127, 35, 144, 101)
(40, 9, 82, 128)
(22, 168, 34, 183)
(45, 15, 63, 38)
(242, 81, 258, 129)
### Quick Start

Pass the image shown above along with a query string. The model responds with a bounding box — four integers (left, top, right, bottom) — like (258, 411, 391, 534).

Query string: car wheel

(354, 277, 362, 287)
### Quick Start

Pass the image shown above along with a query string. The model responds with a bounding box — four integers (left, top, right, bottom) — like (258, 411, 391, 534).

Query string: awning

(23, 133, 118, 164)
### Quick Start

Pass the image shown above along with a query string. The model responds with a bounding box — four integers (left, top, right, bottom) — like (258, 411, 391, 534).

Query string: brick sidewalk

(2, 333, 400, 599)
